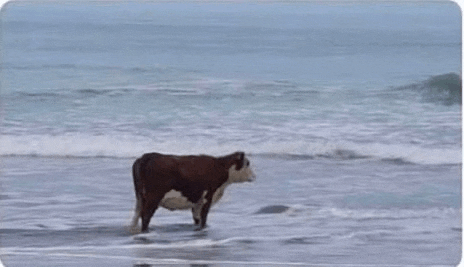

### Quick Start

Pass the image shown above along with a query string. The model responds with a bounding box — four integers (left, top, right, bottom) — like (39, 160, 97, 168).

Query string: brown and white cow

(130, 151, 255, 232)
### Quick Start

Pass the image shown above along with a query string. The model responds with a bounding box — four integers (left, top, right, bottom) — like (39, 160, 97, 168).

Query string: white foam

(1, 238, 238, 253)
(316, 207, 459, 221)
(349, 142, 462, 165)
(0, 134, 244, 158)
(0, 247, 309, 266)
(0, 217, 75, 231)
(252, 139, 462, 165)
(0, 133, 460, 165)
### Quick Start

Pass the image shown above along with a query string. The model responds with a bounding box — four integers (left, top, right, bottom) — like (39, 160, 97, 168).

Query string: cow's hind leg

(192, 205, 201, 225)
(141, 208, 156, 233)
(196, 192, 213, 230)
(141, 206, 157, 233)
(140, 195, 163, 233)
(192, 190, 208, 227)
(130, 198, 142, 232)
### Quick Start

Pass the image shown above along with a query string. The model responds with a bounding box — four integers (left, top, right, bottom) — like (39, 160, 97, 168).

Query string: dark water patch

(4, 63, 179, 75)
(155, 88, 201, 95)
(253, 150, 371, 161)
(340, 189, 457, 210)
(16, 92, 59, 97)
(36, 224, 48, 229)
(395, 72, 462, 105)
(77, 88, 113, 95)
(252, 153, 314, 160)
(235, 238, 256, 245)
(245, 81, 298, 91)
(316, 149, 370, 160)
(76, 88, 134, 97)
(132, 235, 166, 245)
(282, 89, 319, 95)
(13, 91, 61, 101)
(155, 223, 198, 233)
(281, 154, 315, 160)
(381, 157, 414, 165)
(0, 226, 130, 248)
(10, 88, 134, 101)
(130, 67, 151, 73)
(12, 201, 44, 208)
(5, 63, 80, 70)
(254, 205, 290, 214)
(4, 63, 127, 74)
(283, 235, 331, 245)
(131, 223, 205, 244)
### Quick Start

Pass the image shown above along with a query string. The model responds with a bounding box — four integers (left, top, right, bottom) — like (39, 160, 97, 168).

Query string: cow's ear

(235, 151, 245, 161)
(234, 152, 245, 169)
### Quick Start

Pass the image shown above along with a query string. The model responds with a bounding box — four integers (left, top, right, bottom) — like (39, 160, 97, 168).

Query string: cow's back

(175, 155, 225, 183)
(136, 153, 179, 190)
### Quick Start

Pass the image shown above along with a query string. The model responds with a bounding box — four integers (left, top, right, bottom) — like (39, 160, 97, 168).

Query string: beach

(0, 1, 461, 266)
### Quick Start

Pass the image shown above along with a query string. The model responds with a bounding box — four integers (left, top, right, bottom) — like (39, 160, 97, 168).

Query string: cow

(130, 151, 255, 233)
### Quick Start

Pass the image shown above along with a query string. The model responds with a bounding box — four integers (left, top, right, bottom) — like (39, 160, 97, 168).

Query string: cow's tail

(130, 157, 144, 231)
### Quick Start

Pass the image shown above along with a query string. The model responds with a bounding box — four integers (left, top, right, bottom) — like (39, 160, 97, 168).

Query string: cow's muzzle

(247, 169, 257, 182)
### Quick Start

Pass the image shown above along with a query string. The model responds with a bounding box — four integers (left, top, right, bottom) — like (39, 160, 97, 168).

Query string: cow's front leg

(192, 204, 201, 225)
(196, 192, 213, 230)
(192, 191, 207, 226)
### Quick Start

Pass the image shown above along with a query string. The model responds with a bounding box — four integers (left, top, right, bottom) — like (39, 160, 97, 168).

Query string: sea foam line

(1, 250, 449, 267)
(0, 248, 313, 266)
(0, 237, 239, 253)
(0, 133, 460, 165)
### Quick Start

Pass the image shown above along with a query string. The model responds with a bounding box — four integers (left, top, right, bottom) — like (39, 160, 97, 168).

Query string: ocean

(0, 1, 461, 266)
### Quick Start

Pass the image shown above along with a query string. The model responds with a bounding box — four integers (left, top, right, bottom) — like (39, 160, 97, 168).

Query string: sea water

(0, 1, 461, 266)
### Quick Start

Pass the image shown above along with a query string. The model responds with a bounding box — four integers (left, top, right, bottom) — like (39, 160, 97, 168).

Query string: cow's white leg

(192, 204, 201, 225)
(192, 191, 208, 227)
(130, 198, 141, 232)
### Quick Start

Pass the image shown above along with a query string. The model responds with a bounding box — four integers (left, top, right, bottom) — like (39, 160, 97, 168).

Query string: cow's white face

(228, 157, 256, 183)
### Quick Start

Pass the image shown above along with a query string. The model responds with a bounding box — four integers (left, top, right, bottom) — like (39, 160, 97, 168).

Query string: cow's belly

(159, 186, 227, 211)
(160, 190, 195, 210)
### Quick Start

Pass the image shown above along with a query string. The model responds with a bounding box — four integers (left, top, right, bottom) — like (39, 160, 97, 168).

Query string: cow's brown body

(131, 151, 255, 232)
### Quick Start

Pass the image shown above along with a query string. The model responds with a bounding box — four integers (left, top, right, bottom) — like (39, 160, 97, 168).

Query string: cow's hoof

(194, 225, 206, 231)
(128, 226, 142, 235)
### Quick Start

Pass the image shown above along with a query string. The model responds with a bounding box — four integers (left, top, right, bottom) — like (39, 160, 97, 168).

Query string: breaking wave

(395, 72, 462, 105)
(0, 133, 460, 165)
(1, 73, 460, 165)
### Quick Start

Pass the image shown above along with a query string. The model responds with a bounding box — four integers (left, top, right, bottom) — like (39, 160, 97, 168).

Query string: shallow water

(0, 156, 461, 266)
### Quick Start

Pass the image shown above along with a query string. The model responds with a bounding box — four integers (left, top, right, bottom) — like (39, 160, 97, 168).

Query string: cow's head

(228, 151, 256, 183)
